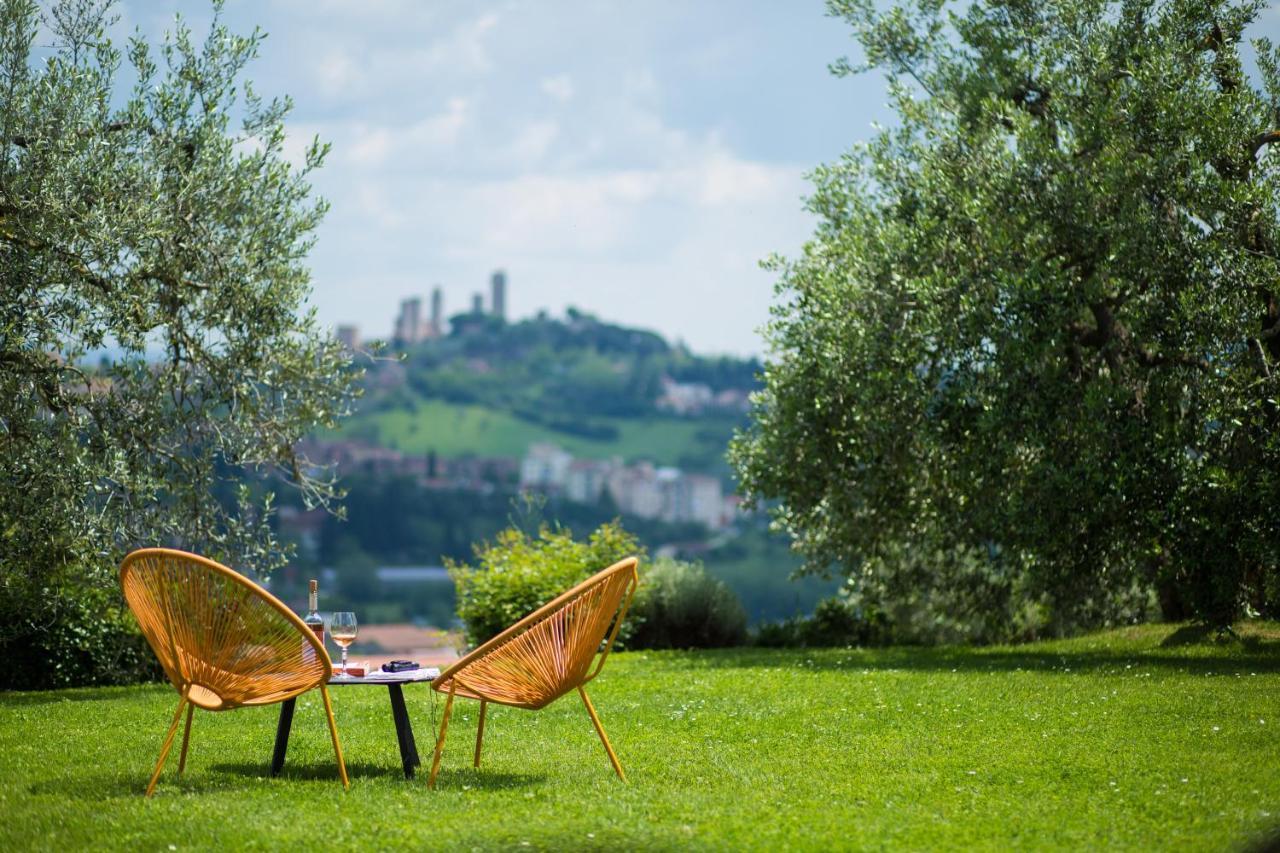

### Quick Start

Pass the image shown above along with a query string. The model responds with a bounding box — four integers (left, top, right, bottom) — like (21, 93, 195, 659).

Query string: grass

(2, 623, 1278, 850)
(340, 398, 737, 468)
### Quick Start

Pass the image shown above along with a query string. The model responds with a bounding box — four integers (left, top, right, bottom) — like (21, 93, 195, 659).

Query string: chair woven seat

(121, 548, 349, 795)
(428, 556, 638, 786)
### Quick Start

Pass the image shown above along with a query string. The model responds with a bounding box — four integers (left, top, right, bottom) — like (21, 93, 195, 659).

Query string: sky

(111, 1, 890, 356)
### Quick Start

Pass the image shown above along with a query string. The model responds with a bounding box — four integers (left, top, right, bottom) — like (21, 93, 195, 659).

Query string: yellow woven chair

(120, 547, 348, 796)
(427, 556, 639, 788)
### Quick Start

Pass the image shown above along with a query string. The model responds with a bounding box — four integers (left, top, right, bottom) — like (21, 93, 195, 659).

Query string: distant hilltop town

(520, 443, 741, 531)
(334, 269, 507, 352)
(279, 437, 743, 560)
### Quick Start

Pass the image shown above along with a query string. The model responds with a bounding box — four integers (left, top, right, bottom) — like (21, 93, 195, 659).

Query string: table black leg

(405, 701, 420, 768)
(387, 684, 417, 778)
(271, 697, 296, 776)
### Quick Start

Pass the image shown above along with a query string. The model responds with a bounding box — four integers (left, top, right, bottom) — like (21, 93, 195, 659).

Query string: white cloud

(287, 10, 502, 102)
(507, 119, 560, 165)
(539, 73, 574, 102)
(295, 63, 807, 352)
(622, 68, 660, 100)
(692, 152, 796, 206)
(315, 50, 357, 96)
(352, 183, 406, 230)
(348, 126, 393, 166)
(112, 0, 899, 354)
(409, 97, 471, 149)
(318, 97, 472, 169)
(413, 12, 501, 77)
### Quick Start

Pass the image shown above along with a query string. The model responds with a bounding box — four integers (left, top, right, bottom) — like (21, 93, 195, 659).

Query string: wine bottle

(303, 579, 325, 664)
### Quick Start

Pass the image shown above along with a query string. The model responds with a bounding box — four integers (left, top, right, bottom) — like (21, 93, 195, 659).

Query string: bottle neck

(308, 590, 318, 614)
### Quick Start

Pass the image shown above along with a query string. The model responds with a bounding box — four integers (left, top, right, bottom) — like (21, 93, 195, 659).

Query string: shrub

(629, 559, 748, 649)
(753, 596, 888, 649)
(3, 583, 162, 690)
(448, 520, 644, 647)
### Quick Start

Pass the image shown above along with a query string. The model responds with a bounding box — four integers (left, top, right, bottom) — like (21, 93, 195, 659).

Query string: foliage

(288, 474, 700, 571)
(8, 580, 162, 689)
(1, 624, 1278, 848)
(754, 596, 889, 648)
(403, 313, 674, 419)
(696, 525, 842, 623)
(733, 0, 1280, 633)
(276, 477, 821, 630)
(0, 0, 358, 687)
(447, 520, 644, 647)
(628, 558, 747, 649)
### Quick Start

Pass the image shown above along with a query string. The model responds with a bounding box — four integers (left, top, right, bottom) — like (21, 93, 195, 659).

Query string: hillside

(289, 311, 845, 624)
(344, 400, 743, 472)
(337, 309, 760, 475)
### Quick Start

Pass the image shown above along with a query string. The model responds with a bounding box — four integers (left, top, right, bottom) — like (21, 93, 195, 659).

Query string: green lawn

(2, 624, 1278, 850)
(341, 398, 736, 468)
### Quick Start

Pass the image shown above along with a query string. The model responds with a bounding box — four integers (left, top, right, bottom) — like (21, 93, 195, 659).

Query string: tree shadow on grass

(27, 761, 404, 800)
(660, 642, 1280, 677)
(1159, 624, 1217, 647)
(1245, 822, 1280, 853)
(1160, 624, 1277, 654)
(27, 771, 150, 801)
(0, 684, 168, 707)
(210, 760, 406, 783)
(419, 768, 545, 791)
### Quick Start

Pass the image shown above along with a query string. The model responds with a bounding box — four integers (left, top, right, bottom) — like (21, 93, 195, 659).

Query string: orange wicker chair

(427, 556, 639, 788)
(120, 548, 348, 796)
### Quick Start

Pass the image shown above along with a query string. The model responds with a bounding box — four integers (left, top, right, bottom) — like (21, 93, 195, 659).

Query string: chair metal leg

(427, 683, 456, 788)
(320, 685, 349, 790)
(578, 686, 626, 782)
(177, 704, 194, 775)
(145, 686, 191, 797)
(474, 700, 487, 768)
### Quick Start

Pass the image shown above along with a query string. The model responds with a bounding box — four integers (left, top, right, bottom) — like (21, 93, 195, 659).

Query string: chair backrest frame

(120, 548, 331, 709)
(434, 556, 638, 702)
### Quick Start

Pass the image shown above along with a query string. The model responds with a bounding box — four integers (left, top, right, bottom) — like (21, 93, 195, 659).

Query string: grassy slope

(2, 624, 1278, 850)
(342, 399, 737, 468)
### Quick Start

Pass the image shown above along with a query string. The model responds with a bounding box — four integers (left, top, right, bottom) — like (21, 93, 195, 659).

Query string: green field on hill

(341, 398, 740, 470)
(3, 623, 1277, 850)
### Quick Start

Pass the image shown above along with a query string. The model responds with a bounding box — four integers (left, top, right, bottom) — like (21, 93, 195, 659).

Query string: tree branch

(9, 121, 146, 150)
(1251, 130, 1280, 161)
(0, 221, 112, 296)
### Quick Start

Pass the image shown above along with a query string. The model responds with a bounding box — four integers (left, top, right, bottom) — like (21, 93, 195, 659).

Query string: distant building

(657, 377, 715, 415)
(430, 286, 444, 336)
(566, 458, 615, 503)
(714, 388, 751, 412)
(491, 270, 507, 321)
(385, 272, 510, 343)
(394, 297, 424, 344)
(520, 443, 573, 492)
(606, 462, 665, 520)
(515, 445, 733, 530)
(335, 324, 360, 351)
(681, 474, 725, 529)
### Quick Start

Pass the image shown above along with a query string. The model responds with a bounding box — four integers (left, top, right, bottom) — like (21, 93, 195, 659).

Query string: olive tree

(733, 0, 1280, 637)
(0, 0, 360, 685)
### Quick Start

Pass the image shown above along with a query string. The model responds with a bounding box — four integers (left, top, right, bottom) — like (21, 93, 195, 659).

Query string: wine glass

(330, 612, 358, 679)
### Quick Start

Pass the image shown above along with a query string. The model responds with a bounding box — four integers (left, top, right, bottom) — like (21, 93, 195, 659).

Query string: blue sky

(114, 1, 890, 356)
